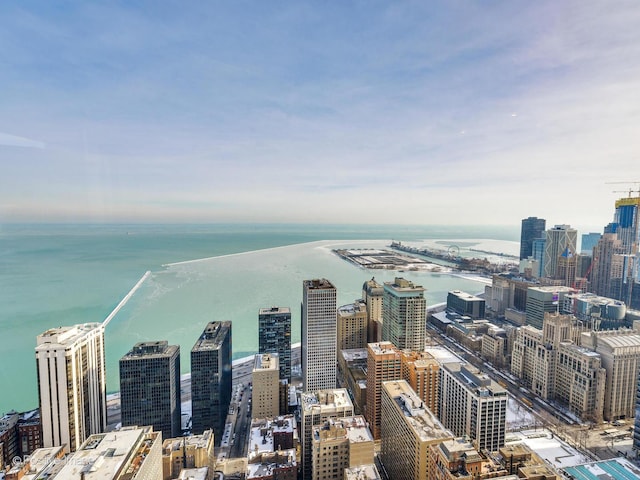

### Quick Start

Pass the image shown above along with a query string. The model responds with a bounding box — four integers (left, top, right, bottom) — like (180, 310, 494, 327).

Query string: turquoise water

(0, 223, 518, 413)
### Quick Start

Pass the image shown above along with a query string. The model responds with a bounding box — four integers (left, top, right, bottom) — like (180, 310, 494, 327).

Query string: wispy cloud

(1, 1, 639, 229)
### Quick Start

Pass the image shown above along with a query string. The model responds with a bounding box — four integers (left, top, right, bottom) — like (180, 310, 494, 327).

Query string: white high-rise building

(439, 363, 508, 453)
(302, 278, 337, 392)
(35, 323, 106, 453)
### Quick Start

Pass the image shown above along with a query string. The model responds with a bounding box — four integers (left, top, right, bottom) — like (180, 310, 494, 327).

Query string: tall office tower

(591, 233, 625, 298)
(381, 277, 427, 352)
(581, 232, 602, 255)
(362, 278, 383, 342)
(310, 416, 374, 480)
(439, 363, 508, 452)
(525, 286, 576, 329)
(300, 389, 353, 480)
(52, 426, 162, 480)
(252, 353, 280, 419)
(365, 342, 402, 440)
(191, 321, 232, 437)
(302, 279, 337, 392)
(399, 350, 440, 415)
(337, 300, 368, 353)
(593, 196, 640, 308)
(120, 341, 181, 439)
(532, 238, 546, 277)
(543, 225, 578, 279)
(582, 330, 640, 421)
(258, 307, 291, 382)
(520, 217, 546, 260)
(35, 323, 106, 453)
(380, 380, 453, 480)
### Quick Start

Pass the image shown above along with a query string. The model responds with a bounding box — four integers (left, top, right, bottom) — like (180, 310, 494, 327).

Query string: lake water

(0, 223, 519, 413)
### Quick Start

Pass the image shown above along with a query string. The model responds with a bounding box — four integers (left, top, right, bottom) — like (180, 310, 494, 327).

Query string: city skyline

(1, 2, 640, 227)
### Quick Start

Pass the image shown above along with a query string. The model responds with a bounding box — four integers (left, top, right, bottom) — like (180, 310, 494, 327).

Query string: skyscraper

(543, 224, 578, 279)
(381, 277, 426, 352)
(119, 341, 181, 439)
(258, 307, 291, 382)
(366, 342, 402, 440)
(380, 380, 452, 480)
(36, 323, 106, 453)
(300, 389, 353, 479)
(302, 279, 337, 392)
(592, 195, 640, 308)
(520, 217, 546, 260)
(362, 278, 383, 342)
(337, 300, 368, 353)
(439, 363, 508, 452)
(251, 353, 280, 419)
(191, 321, 232, 438)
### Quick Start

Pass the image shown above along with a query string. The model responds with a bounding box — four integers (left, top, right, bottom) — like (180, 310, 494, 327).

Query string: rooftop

(176, 467, 208, 480)
(248, 416, 297, 461)
(121, 341, 179, 359)
(382, 380, 452, 442)
(563, 458, 640, 480)
(304, 278, 335, 290)
(258, 306, 291, 315)
(344, 465, 382, 480)
(301, 389, 353, 413)
(192, 321, 231, 352)
(368, 342, 400, 356)
(312, 416, 373, 444)
(338, 300, 367, 315)
(162, 429, 213, 454)
(596, 334, 640, 349)
(36, 323, 103, 350)
(253, 353, 279, 371)
(53, 427, 160, 480)
(340, 348, 368, 363)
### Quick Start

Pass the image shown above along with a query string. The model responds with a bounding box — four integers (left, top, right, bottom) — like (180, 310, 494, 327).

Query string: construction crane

(605, 181, 640, 197)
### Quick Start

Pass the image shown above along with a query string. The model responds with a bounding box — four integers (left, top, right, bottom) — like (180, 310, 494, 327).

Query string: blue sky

(1, 1, 640, 230)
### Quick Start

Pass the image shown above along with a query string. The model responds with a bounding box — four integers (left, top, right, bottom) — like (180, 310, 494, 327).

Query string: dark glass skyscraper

(119, 341, 181, 439)
(520, 216, 546, 260)
(191, 321, 232, 439)
(258, 307, 291, 382)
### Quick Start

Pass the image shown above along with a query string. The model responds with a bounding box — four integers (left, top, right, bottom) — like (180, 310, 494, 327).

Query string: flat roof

(564, 458, 640, 480)
(253, 353, 279, 371)
(53, 427, 159, 480)
(340, 348, 368, 362)
(345, 465, 382, 480)
(259, 306, 291, 315)
(36, 323, 103, 350)
(312, 416, 372, 444)
(192, 321, 231, 352)
(248, 416, 297, 461)
(301, 389, 353, 413)
(368, 342, 399, 356)
(504, 429, 591, 469)
(121, 341, 179, 360)
(382, 380, 452, 442)
(162, 429, 213, 453)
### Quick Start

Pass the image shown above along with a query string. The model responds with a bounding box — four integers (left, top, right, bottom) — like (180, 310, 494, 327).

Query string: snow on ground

(505, 429, 592, 469)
